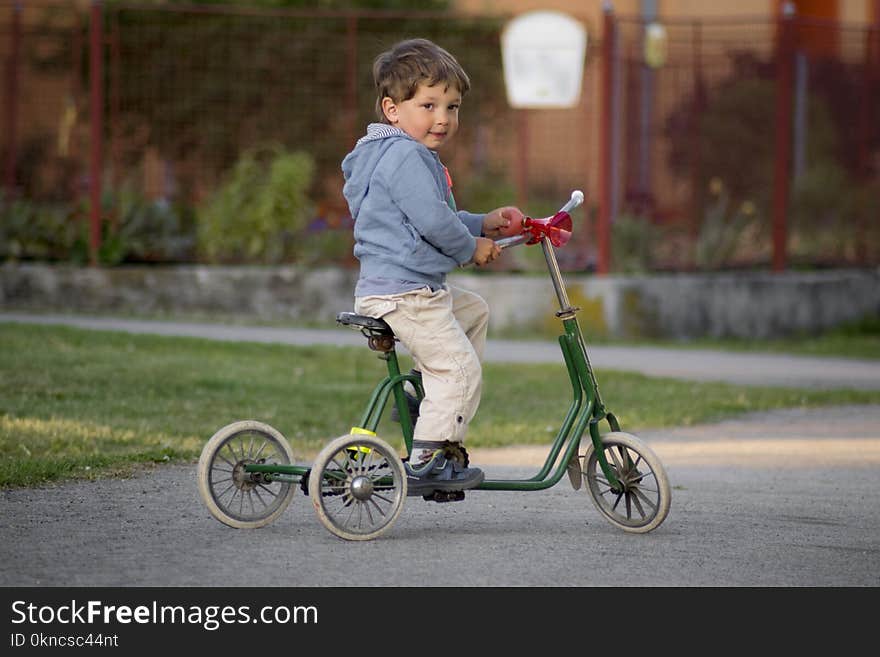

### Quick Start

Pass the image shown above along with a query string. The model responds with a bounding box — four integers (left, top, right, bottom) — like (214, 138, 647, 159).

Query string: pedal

(422, 490, 466, 503)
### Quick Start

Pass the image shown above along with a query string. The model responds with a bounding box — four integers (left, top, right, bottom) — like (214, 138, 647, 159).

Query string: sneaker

(404, 445, 484, 496)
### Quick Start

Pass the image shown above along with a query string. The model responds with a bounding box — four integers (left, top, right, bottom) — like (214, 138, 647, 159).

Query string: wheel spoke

(342, 450, 358, 474)
(215, 481, 235, 501)
(342, 499, 356, 528)
(252, 439, 268, 461)
(631, 485, 656, 513)
(370, 491, 396, 505)
(211, 467, 233, 482)
(368, 460, 390, 482)
(251, 486, 270, 509)
(368, 497, 388, 518)
(607, 446, 624, 472)
(322, 478, 346, 495)
(255, 482, 281, 499)
(632, 453, 644, 472)
(217, 451, 236, 469)
(629, 490, 646, 519)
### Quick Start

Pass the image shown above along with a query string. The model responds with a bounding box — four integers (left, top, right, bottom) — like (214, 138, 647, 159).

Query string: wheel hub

(350, 475, 374, 501)
(232, 460, 257, 492)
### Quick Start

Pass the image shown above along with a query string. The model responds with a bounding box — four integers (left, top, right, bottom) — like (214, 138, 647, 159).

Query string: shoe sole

(406, 471, 484, 496)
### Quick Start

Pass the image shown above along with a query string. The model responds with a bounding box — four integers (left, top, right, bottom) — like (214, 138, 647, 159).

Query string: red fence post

(857, 20, 879, 264)
(597, 1, 615, 276)
(3, 0, 22, 197)
(772, 3, 795, 273)
(89, 0, 104, 265)
(689, 19, 705, 244)
(345, 14, 358, 148)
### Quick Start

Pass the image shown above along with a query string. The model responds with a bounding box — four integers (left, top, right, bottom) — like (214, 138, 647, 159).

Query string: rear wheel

(582, 431, 670, 533)
(197, 420, 297, 529)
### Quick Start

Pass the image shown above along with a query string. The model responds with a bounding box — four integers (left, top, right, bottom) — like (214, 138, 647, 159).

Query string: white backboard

(501, 11, 587, 109)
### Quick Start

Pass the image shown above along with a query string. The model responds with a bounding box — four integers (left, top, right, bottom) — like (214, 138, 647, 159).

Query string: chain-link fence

(2, 1, 878, 270)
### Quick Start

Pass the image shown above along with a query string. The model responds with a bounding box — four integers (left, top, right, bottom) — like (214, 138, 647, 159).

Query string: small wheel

(197, 420, 297, 529)
(308, 434, 407, 541)
(582, 431, 671, 533)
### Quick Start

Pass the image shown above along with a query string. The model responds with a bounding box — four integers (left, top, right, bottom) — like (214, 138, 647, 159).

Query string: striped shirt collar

(355, 123, 410, 147)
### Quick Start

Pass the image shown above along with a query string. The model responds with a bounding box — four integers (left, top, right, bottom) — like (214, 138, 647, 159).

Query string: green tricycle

(197, 191, 671, 541)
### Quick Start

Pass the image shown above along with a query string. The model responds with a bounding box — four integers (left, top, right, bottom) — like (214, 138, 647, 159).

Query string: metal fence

(2, 1, 878, 271)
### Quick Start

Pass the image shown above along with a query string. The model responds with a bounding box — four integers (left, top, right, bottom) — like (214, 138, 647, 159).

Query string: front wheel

(582, 431, 671, 533)
(197, 420, 297, 529)
(309, 434, 407, 541)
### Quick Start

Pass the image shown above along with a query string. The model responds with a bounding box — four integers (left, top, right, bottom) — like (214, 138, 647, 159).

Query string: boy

(341, 38, 523, 496)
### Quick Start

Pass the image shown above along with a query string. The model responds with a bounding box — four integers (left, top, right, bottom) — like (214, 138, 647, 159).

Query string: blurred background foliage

(2, 1, 877, 270)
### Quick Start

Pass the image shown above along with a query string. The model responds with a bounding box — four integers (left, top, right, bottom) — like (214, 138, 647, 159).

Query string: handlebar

(494, 234, 531, 250)
(461, 190, 584, 268)
(496, 189, 584, 250)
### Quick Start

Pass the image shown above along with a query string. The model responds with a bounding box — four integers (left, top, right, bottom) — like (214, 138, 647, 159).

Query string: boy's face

(381, 82, 461, 151)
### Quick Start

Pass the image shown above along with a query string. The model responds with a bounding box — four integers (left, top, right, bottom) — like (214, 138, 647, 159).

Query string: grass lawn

(2, 322, 879, 488)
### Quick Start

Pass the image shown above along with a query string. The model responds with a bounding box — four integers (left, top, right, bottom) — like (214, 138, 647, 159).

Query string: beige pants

(355, 284, 489, 444)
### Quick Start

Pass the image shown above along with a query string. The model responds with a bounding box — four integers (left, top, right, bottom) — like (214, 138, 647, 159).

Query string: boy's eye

(422, 103, 434, 110)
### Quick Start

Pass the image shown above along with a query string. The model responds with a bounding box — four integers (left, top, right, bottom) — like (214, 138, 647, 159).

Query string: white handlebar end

(559, 190, 585, 214)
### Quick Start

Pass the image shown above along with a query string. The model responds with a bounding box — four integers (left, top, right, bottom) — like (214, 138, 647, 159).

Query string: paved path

(2, 312, 879, 390)
(1, 404, 878, 586)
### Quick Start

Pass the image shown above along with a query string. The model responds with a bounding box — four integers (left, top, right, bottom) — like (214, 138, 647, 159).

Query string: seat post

(337, 311, 415, 456)
(383, 347, 415, 456)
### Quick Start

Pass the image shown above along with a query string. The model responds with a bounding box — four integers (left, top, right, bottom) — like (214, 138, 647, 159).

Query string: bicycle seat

(336, 312, 394, 336)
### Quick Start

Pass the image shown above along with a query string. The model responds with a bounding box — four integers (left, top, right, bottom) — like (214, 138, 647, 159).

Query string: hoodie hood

(341, 123, 412, 219)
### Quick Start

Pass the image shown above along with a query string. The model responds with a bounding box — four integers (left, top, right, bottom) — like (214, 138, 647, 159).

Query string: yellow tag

(347, 428, 375, 454)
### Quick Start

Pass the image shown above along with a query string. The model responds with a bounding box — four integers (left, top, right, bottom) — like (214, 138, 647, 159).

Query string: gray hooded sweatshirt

(341, 124, 486, 297)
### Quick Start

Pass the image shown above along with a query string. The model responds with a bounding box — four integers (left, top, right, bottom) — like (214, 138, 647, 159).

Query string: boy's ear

(381, 97, 398, 123)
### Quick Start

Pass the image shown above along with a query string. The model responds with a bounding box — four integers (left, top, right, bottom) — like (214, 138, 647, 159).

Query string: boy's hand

(472, 236, 502, 267)
(482, 206, 524, 239)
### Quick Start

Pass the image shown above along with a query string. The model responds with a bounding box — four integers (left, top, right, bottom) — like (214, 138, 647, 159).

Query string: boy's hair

(373, 38, 471, 123)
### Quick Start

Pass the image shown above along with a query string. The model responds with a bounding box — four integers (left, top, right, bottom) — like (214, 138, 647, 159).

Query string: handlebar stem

(541, 237, 575, 315)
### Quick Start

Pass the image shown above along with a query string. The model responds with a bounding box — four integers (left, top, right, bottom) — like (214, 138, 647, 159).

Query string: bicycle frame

(345, 232, 622, 492)
(246, 197, 622, 491)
